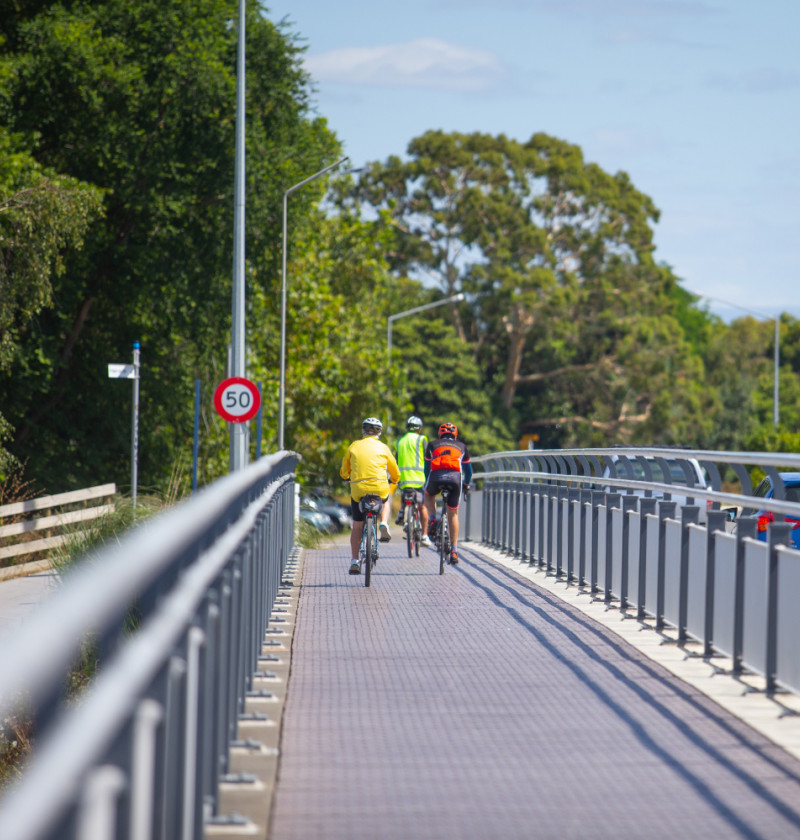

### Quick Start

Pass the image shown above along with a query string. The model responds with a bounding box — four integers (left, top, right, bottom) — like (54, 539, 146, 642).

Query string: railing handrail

(470, 446, 800, 518)
(472, 446, 800, 470)
(0, 471, 292, 840)
(0, 451, 297, 720)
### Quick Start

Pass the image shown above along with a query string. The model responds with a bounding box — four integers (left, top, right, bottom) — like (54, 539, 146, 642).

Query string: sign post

(108, 341, 140, 510)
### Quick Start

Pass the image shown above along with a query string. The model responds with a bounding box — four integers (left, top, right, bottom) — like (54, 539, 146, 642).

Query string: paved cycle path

(269, 539, 800, 840)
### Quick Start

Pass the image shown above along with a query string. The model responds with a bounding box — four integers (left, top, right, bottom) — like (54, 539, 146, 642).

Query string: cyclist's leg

(379, 488, 393, 540)
(420, 488, 432, 534)
(349, 498, 364, 573)
(445, 480, 462, 562)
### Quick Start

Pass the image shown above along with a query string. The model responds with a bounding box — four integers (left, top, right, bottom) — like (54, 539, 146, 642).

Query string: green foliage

(0, 0, 340, 493)
(343, 130, 720, 449)
(0, 129, 103, 475)
(3, 0, 800, 503)
(388, 306, 514, 456)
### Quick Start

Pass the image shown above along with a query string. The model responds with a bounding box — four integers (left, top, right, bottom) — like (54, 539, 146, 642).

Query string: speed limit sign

(214, 377, 261, 423)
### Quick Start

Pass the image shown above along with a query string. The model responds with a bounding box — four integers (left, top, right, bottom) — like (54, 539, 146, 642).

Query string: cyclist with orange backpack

(423, 422, 473, 565)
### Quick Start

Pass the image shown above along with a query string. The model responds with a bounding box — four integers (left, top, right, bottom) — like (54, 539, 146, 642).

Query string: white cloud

(305, 38, 509, 92)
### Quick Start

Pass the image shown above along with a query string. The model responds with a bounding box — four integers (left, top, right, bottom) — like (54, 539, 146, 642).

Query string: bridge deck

(268, 538, 800, 840)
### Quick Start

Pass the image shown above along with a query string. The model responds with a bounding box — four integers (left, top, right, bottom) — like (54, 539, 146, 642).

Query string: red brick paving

(269, 540, 800, 840)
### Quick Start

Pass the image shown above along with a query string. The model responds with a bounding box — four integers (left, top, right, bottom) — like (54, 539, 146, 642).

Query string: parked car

(299, 505, 336, 533)
(301, 494, 352, 532)
(601, 453, 713, 512)
(752, 472, 800, 549)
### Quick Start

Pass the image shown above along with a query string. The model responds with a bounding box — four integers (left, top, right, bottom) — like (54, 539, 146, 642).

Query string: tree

(0, 0, 341, 491)
(0, 128, 103, 478)
(344, 130, 709, 447)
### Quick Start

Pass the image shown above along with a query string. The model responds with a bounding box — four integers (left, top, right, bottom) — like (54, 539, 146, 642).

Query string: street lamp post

(229, 0, 247, 471)
(387, 293, 466, 357)
(279, 156, 349, 451)
(692, 291, 780, 428)
(386, 293, 465, 435)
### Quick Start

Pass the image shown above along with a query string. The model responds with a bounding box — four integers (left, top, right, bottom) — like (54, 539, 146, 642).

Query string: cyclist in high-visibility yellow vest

(394, 415, 432, 546)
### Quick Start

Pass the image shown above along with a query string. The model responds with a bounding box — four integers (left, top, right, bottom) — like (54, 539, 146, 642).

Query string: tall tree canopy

(0, 0, 341, 491)
(343, 130, 712, 448)
(2, 2, 797, 498)
(0, 128, 103, 477)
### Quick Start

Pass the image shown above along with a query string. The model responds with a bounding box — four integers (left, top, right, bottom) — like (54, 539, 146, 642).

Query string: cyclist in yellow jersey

(340, 416, 400, 575)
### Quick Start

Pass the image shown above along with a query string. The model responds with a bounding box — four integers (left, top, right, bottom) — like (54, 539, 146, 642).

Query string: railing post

(678, 506, 700, 643)
(619, 496, 638, 610)
(703, 510, 728, 656)
(637, 498, 658, 619)
(733, 517, 757, 674)
(567, 488, 580, 582)
(536, 484, 548, 569)
(545, 486, 555, 573)
(766, 522, 792, 695)
(555, 486, 566, 578)
(590, 490, 603, 593)
(501, 482, 510, 552)
(605, 493, 621, 602)
(656, 501, 677, 630)
(579, 489, 592, 586)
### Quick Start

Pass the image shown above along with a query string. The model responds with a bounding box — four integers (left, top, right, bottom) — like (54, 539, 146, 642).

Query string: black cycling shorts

(425, 472, 462, 509)
(350, 495, 387, 523)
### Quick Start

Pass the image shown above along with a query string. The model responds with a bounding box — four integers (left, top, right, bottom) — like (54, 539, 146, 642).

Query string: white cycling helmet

(362, 416, 383, 436)
(407, 415, 423, 431)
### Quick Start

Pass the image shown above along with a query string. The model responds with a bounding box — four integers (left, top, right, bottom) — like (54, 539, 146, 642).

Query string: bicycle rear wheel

(439, 502, 447, 575)
(413, 507, 421, 556)
(405, 504, 413, 558)
(364, 516, 374, 587)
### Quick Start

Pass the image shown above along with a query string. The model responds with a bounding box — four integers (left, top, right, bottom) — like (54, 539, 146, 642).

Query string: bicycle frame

(358, 494, 383, 587)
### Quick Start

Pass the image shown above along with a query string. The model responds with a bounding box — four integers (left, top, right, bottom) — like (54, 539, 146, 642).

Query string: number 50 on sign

(214, 377, 261, 424)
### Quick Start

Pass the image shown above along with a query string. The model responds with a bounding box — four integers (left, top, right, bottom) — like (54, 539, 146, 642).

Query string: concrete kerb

(463, 539, 800, 763)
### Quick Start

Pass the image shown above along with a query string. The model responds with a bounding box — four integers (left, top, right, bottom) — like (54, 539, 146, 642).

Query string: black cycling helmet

(362, 416, 383, 436)
(407, 415, 423, 432)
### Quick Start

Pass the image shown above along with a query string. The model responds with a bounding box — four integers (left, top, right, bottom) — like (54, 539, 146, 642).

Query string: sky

(263, 0, 800, 322)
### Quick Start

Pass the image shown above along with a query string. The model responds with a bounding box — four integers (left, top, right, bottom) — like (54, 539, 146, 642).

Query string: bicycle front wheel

(364, 517, 374, 587)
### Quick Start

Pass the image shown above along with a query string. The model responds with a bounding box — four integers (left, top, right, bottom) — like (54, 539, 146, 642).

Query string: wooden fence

(0, 483, 117, 566)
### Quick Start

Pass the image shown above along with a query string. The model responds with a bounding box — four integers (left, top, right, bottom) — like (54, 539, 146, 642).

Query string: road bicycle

(401, 488, 422, 558)
(437, 486, 453, 575)
(358, 494, 383, 587)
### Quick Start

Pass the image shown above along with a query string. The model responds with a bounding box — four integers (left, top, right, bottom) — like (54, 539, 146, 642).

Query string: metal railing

(464, 447, 800, 698)
(0, 451, 298, 840)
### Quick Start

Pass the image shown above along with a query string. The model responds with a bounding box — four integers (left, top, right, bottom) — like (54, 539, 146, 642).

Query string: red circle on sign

(214, 377, 261, 423)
